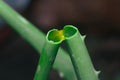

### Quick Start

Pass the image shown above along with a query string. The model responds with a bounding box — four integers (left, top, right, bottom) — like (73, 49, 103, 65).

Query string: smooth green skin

(34, 31, 61, 80)
(34, 29, 64, 80)
(0, 0, 45, 53)
(64, 25, 99, 80)
(0, 1, 77, 80)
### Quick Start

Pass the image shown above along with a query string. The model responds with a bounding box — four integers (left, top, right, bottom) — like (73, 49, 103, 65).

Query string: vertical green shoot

(34, 29, 65, 80)
(63, 25, 100, 80)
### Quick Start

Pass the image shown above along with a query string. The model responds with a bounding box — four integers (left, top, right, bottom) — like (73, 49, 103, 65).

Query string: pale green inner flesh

(48, 30, 65, 42)
(48, 26, 77, 42)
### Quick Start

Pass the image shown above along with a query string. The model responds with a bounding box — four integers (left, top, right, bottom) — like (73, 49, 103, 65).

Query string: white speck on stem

(37, 65, 41, 73)
(59, 72, 64, 78)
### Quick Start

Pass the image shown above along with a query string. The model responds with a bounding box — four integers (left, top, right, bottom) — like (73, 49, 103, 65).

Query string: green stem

(0, 0, 45, 52)
(0, 1, 77, 80)
(63, 25, 100, 80)
(34, 29, 64, 80)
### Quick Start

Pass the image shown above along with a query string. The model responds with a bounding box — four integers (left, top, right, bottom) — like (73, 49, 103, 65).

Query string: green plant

(34, 29, 64, 80)
(35, 25, 100, 80)
(63, 25, 100, 80)
(0, 1, 100, 80)
(0, 1, 76, 80)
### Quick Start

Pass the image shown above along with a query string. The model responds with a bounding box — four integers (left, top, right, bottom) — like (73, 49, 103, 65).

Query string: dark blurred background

(0, 0, 120, 80)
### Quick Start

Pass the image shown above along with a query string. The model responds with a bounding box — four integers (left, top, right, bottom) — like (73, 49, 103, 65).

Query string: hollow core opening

(63, 25, 77, 38)
(48, 29, 65, 42)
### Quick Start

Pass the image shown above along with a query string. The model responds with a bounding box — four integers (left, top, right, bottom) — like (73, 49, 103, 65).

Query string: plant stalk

(63, 25, 100, 80)
(34, 29, 64, 80)
(0, 1, 77, 80)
